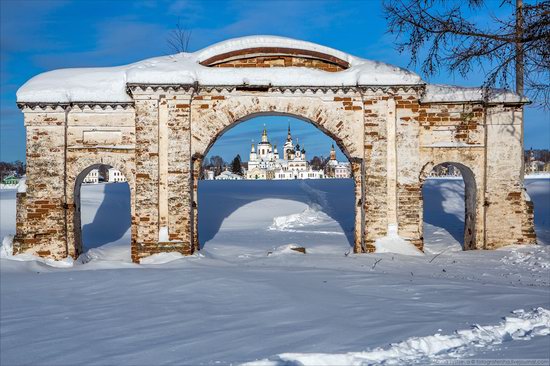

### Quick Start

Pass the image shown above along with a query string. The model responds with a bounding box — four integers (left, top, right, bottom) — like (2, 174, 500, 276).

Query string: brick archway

(13, 36, 536, 262)
(191, 110, 363, 252)
(419, 161, 479, 250)
(69, 161, 135, 259)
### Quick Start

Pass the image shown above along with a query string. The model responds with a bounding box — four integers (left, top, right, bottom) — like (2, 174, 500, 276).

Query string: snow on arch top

(194, 35, 354, 67)
(17, 35, 424, 104)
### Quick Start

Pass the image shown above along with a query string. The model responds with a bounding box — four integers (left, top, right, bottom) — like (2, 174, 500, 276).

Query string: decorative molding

(17, 102, 134, 111)
(127, 83, 196, 95)
(126, 83, 425, 96)
(357, 85, 424, 94)
(17, 103, 69, 111)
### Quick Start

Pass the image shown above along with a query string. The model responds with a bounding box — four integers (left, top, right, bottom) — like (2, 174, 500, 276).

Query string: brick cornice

(17, 102, 134, 111)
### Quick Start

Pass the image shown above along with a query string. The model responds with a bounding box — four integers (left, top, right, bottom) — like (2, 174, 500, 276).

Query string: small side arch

(419, 161, 478, 250)
(66, 155, 135, 258)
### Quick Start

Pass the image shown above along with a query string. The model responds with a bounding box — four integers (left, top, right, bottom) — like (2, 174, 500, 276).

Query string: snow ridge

(244, 307, 550, 366)
(268, 182, 341, 235)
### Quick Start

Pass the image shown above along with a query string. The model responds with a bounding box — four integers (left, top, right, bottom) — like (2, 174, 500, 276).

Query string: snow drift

(245, 307, 550, 366)
(1, 178, 549, 365)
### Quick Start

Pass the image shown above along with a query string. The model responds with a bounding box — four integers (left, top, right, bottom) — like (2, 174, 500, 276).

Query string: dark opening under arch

(74, 164, 131, 255)
(422, 162, 477, 251)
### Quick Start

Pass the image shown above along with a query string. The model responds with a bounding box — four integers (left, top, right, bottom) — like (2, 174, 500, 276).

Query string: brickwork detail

(211, 56, 345, 72)
(13, 57, 536, 263)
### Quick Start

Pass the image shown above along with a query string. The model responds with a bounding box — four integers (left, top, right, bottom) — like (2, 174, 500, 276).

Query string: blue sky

(1, 0, 548, 162)
(207, 116, 346, 163)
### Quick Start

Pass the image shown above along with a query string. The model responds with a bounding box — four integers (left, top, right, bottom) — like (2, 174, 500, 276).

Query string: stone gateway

(14, 36, 536, 263)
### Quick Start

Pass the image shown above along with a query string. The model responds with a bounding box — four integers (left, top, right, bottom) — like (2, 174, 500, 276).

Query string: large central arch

(13, 35, 536, 262)
(194, 111, 361, 251)
(188, 95, 365, 254)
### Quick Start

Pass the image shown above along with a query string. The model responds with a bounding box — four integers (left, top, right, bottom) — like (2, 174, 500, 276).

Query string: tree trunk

(516, 0, 524, 96)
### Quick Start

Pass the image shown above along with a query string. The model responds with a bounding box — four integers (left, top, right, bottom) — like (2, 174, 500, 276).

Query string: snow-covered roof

(17, 35, 423, 103)
(16, 36, 525, 105)
(421, 84, 526, 104)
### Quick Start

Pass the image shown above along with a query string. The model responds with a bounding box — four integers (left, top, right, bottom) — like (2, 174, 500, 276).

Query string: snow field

(0, 178, 549, 365)
(246, 307, 550, 366)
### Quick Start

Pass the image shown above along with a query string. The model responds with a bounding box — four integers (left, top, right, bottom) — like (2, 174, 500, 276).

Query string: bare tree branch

(383, 0, 550, 107)
(167, 19, 192, 54)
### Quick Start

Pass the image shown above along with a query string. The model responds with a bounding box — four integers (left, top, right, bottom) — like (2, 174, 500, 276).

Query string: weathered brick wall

(485, 105, 536, 247)
(394, 93, 423, 249)
(130, 89, 195, 261)
(166, 96, 193, 253)
(133, 98, 161, 261)
(210, 56, 345, 72)
(189, 90, 366, 252)
(65, 106, 136, 258)
(13, 105, 137, 260)
(14, 85, 535, 263)
(361, 91, 391, 251)
(408, 102, 486, 250)
(14, 108, 68, 258)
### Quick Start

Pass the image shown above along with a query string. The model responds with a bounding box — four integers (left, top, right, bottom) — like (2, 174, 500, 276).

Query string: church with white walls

(246, 125, 325, 180)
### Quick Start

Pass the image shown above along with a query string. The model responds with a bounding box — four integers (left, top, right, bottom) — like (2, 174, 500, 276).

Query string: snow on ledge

(194, 35, 354, 65)
(421, 84, 527, 104)
(17, 35, 423, 104)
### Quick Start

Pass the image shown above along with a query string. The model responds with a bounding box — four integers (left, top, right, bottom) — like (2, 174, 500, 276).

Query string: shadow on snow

(198, 179, 355, 249)
(82, 183, 131, 250)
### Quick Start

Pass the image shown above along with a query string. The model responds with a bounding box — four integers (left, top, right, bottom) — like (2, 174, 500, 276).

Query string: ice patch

(375, 225, 424, 256)
(244, 307, 550, 366)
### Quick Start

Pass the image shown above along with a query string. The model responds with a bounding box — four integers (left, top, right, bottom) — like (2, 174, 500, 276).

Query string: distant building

(1, 175, 19, 185)
(428, 163, 462, 177)
(247, 167, 274, 180)
(108, 168, 127, 183)
(325, 144, 351, 178)
(206, 170, 215, 180)
(83, 169, 99, 184)
(334, 163, 351, 178)
(245, 124, 323, 180)
(526, 149, 545, 174)
(215, 170, 244, 180)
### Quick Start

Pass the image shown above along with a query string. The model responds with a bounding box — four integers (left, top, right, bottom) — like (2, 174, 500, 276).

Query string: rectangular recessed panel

(82, 130, 122, 145)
